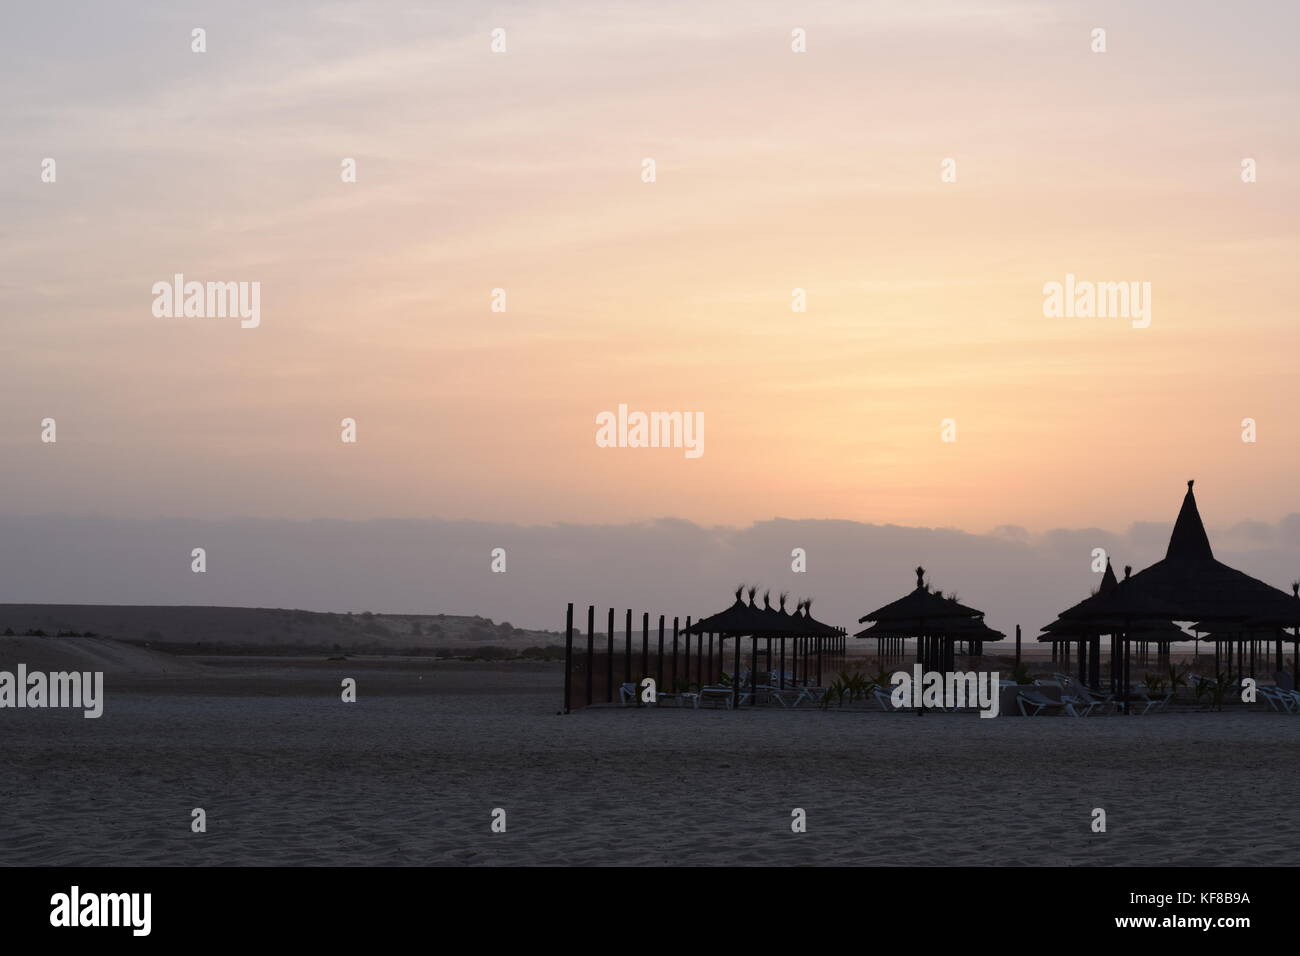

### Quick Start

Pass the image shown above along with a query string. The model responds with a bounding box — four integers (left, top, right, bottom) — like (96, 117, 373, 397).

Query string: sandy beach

(2, 637, 1297, 867)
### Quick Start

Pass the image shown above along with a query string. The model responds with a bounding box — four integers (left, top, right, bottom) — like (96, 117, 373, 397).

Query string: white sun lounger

(1260, 685, 1299, 713)
(1017, 689, 1066, 716)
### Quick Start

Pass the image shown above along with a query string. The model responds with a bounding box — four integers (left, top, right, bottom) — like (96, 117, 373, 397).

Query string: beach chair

(1260, 685, 1298, 714)
(1017, 689, 1066, 716)
(873, 687, 907, 712)
(697, 686, 735, 709)
(1038, 680, 1101, 717)
(1128, 686, 1172, 715)
(618, 682, 638, 706)
(1057, 675, 1116, 714)
(767, 684, 807, 707)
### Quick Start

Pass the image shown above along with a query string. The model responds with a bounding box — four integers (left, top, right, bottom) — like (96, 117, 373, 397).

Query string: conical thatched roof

(758, 591, 825, 637)
(794, 598, 842, 638)
(1059, 571, 1184, 623)
(1038, 559, 1122, 638)
(686, 586, 766, 635)
(1048, 481, 1298, 629)
(1117, 481, 1298, 623)
(858, 566, 984, 624)
(687, 587, 840, 637)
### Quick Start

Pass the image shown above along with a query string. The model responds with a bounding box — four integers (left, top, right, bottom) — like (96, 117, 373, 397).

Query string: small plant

(1192, 675, 1213, 707)
(1143, 673, 1166, 698)
(1167, 662, 1189, 698)
(1208, 672, 1235, 712)
(1010, 661, 1034, 685)
(819, 677, 847, 710)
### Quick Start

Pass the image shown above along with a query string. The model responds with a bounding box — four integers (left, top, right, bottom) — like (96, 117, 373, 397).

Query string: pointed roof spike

(915, 566, 925, 589)
(1166, 479, 1214, 561)
(1101, 559, 1118, 592)
(762, 590, 772, 610)
(778, 592, 788, 610)
(1124, 565, 1131, 579)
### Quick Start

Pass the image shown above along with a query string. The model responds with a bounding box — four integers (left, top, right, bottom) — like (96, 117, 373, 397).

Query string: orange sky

(3, 0, 1298, 534)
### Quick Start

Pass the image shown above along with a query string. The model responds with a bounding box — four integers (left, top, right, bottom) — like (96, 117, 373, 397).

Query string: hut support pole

(780, 639, 786, 688)
(656, 615, 664, 691)
(732, 637, 741, 709)
(676, 621, 686, 697)
(625, 609, 632, 686)
(606, 608, 615, 703)
(563, 603, 573, 714)
(585, 605, 595, 707)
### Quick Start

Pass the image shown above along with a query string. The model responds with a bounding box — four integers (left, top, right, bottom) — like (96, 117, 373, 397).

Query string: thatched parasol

(856, 566, 985, 714)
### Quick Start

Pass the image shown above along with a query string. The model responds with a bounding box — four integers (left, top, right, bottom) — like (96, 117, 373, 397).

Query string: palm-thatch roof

(685, 586, 767, 636)
(858, 566, 984, 624)
(686, 587, 838, 637)
(1111, 481, 1298, 623)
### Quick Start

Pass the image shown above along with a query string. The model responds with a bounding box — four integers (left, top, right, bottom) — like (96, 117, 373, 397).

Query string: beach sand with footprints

(2, 637, 1297, 866)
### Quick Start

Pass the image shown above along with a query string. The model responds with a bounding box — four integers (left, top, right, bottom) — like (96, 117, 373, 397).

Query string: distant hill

(0, 605, 565, 657)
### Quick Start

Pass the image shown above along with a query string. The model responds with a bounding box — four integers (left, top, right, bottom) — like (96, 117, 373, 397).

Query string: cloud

(3, 512, 1298, 636)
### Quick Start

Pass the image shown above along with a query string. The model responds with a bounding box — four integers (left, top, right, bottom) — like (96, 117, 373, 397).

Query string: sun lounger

(619, 682, 638, 706)
(1260, 685, 1299, 714)
(1017, 689, 1066, 716)
(1054, 675, 1115, 714)
(873, 687, 909, 712)
(697, 686, 735, 709)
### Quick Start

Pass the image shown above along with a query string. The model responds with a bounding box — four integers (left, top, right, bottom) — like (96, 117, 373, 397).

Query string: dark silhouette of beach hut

(1057, 481, 1300, 709)
(1039, 559, 1188, 686)
(855, 566, 986, 714)
(686, 586, 842, 707)
(792, 598, 847, 687)
(686, 586, 766, 708)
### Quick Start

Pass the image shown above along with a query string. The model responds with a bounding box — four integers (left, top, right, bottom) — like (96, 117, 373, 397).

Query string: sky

(2, 1, 1299, 627)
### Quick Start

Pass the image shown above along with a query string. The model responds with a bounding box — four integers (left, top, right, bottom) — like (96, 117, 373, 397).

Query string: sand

(2, 639, 1298, 866)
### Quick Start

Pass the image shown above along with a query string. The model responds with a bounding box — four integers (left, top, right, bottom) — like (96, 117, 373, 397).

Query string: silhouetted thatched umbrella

(857, 566, 985, 714)
(1059, 481, 1298, 708)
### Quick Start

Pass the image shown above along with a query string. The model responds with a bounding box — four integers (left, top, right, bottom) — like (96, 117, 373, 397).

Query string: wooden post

(563, 603, 573, 714)
(686, 616, 695, 687)
(1015, 624, 1021, 667)
(732, 636, 741, 709)
(676, 616, 686, 691)
(586, 605, 594, 707)
(750, 636, 758, 705)
(624, 609, 632, 685)
(641, 612, 649, 684)
(606, 608, 615, 703)
(779, 638, 786, 688)
(656, 615, 664, 691)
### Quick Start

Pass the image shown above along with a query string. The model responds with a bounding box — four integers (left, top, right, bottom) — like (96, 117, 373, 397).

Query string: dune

(0, 635, 203, 676)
